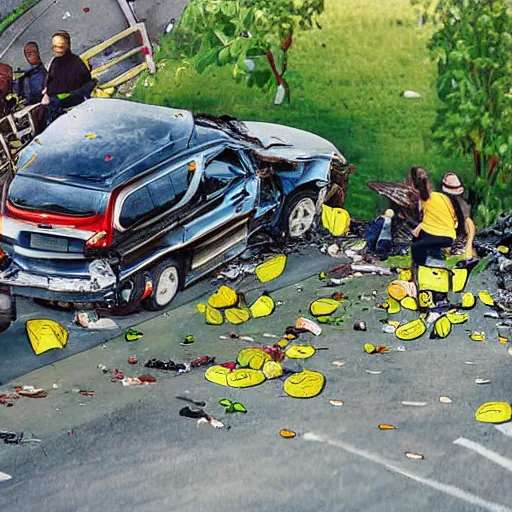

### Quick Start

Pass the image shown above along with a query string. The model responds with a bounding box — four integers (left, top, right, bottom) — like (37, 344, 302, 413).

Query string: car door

(182, 147, 257, 273)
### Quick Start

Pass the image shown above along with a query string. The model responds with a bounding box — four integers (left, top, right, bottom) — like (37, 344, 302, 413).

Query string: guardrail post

(115, 0, 155, 75)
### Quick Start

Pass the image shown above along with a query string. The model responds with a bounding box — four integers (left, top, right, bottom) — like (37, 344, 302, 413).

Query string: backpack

(365, 216, 384, 252)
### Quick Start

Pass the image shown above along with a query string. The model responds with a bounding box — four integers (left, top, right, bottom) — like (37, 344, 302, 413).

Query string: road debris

(125, 328, 144, 341)
(144, 358, 190, 372)
(74, 311, 118, 329)
(14, 386, 47, 398)
(181, 335, 195, 346)
(280, 429, 297, 439)
(26, 319, 68, 355)
(405, 451, 424, 460)
(0, 471, 12, 482)
(365, 370, 382, 375)
(353, 320, 367, 331)
(128, 356, 138, 365)
(439, 396, 453, 404)
(79, 390, 95, 397)
(475, 402, 512, 424)
(475, 378, 491, 385)
(401, 401, 427, 407)
(329, 400, 344, 407)
(219, 398, 247, 414)
(295, 317, 322, 335)
(379, 424, 396, 430)
(176, 396, 206, 407)
(179, 406, 225, 429)
(468, 330, 486, 342)
(332, 360, 345, 367)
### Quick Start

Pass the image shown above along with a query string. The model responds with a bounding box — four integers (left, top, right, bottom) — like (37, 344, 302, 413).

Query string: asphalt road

(1, 263, 512, 512)
(0, 247, 336, 384)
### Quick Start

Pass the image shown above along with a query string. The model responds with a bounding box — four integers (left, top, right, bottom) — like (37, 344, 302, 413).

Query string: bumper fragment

(0, 258, 117, 294)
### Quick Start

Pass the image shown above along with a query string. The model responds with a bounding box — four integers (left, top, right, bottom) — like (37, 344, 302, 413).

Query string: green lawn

(132, 0, 471, 220)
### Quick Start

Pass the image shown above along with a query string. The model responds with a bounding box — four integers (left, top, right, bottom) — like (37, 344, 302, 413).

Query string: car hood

(243, 121, 345, 162)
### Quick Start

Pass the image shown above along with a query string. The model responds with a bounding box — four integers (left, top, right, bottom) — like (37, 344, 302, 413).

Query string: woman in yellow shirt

(408, 166, 458, 266)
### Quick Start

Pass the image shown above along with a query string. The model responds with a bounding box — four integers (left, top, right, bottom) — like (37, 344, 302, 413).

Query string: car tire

(281, 189, 318, 238)
(0, 292, 14, 334)
(142, 258, 182, 311)
(108, 272, 147, 316)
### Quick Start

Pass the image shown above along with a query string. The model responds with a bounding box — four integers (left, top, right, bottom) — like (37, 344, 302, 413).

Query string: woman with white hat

(440, 172, 475, 260)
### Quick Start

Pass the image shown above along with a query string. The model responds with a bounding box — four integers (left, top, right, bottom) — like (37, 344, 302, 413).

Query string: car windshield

(8, 176, 109, 216)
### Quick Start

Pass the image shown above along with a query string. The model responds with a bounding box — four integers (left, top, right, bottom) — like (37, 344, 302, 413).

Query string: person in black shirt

(41, 31, 96, 123)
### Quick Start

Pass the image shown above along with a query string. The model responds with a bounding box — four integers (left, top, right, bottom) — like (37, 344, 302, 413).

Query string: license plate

(30, 233, 68, 252)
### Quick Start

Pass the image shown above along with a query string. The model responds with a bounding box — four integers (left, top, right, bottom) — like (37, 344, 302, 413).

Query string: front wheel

(142, 258, 182, 311)
(281, 190, 318, 238)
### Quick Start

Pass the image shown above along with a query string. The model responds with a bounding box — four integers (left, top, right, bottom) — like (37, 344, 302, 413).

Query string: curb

(0, 0, 59, 59)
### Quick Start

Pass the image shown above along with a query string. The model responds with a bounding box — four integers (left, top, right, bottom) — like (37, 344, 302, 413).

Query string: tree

(416, 0, 512, 186)
(167, 0, 325, 104)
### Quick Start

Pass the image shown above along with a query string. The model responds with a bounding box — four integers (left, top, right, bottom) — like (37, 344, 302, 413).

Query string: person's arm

(464, 217, 476, 259)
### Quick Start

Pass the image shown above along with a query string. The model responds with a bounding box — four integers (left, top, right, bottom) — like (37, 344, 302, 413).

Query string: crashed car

(0, 98, 352, 332)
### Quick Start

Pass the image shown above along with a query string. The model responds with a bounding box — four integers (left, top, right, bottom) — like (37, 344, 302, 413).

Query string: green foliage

(133, 0, 471, 220)
(0, 0, 40, 35)
(160, 0, 325, 102)
(414, 0, 512, 226)
(472, 166, 512, 228)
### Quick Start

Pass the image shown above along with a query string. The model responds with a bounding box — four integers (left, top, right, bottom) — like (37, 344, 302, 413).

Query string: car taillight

(86, 231, 108, 248)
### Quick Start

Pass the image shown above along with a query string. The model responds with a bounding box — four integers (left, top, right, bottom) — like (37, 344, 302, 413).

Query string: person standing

(440, 172, 476, 260)
(14, 42, 47, 105)
(41, 31, 96, 122)
(408, 166, 458, 267)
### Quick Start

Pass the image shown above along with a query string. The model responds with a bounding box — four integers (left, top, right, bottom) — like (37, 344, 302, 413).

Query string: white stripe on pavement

(0, 472, 12, 483)
(495, 423, 512, 438)
(303, 433, 512, 512)
(454, 437, 512, 473)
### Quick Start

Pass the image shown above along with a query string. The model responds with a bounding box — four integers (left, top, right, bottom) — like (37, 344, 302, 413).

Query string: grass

(132, 0, 472, 220)
(0, 0, 40, 36)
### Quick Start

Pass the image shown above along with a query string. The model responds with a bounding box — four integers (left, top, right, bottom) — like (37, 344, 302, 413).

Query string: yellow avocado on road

(205, 366, 266, 388)
(255, 254, 287, 283)
(26, 319, 68, 355)
(225, 307, 250, 324)
(395, 318, 427, 341)
(237, 347, 272, 370)
(475, 402, 512, 424)
(285, 345, 316, 359)
(309, 298, 340, 316)
(208, 285, 238, 308)
(283, 369, 325, 398)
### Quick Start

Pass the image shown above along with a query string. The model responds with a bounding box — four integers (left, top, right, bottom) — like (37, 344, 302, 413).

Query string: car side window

(119, 163, 191, 229)
(203, 149, 246, 198)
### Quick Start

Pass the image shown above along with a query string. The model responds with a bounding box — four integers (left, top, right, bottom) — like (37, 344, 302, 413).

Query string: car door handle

(232, 189, 249, 202)
(235, 205, 243, 213)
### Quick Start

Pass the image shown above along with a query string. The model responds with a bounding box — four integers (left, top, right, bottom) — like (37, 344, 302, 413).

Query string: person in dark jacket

(14, 42, 47, 105)
(41, 31, 96, 123)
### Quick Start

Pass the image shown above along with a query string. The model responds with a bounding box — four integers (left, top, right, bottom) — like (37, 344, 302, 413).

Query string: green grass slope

(133, 0, 471, 220)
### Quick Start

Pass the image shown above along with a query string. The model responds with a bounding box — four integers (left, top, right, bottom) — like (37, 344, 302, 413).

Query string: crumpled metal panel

(367, 182, 419, 209)
(0, 259, 116, 293)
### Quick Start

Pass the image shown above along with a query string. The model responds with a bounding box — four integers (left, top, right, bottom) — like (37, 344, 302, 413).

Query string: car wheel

(0, 292, 14, 334)
(142, 258, 182, 311)
(281, 190, 318, 238)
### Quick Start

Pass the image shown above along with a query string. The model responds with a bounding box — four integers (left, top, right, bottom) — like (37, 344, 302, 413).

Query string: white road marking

(454, 437, 512, 473)
(495, 423, 512, 438)
(303, 433, 512, 512)
(0, 472, 12, 482)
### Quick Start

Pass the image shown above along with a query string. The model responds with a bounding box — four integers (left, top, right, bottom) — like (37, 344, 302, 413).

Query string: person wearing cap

(408, 166, 458, 267)
(41, 31, 96, 122)
(440, 172, 475, 260)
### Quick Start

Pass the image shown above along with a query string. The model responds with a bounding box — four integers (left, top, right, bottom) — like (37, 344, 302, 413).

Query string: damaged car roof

(15, 99, 195, 190)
